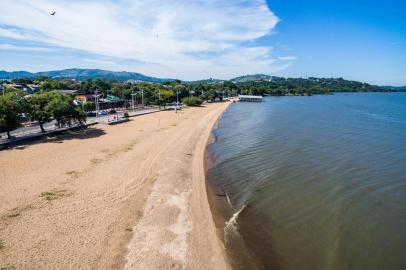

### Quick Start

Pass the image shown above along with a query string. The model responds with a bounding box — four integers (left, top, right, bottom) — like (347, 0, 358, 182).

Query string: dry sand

(0, 102, 232, 270)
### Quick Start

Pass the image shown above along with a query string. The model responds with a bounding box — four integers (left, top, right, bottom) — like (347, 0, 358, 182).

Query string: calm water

(206, 93, 406, 270)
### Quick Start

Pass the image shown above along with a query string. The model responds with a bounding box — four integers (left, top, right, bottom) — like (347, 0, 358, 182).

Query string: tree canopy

(0, 91, 25, 138)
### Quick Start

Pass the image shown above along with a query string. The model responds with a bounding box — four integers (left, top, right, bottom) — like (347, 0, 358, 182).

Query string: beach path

(0, 102, 230, 270)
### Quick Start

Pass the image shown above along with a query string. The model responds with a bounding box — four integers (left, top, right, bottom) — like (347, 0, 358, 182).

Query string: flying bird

(50, 11, 56, 15)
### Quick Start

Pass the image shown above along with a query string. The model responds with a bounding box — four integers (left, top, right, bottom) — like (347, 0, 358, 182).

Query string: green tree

(182, 96, 203, 106)
(83, 101, 95, 111)
(41, 79, 66, 91)
(158, 90, 175, 109)
(47, 95, 86, 128)
(12, 78, 34, 84)
(0, 92, 24, 139)
(28, 92, 55, 132)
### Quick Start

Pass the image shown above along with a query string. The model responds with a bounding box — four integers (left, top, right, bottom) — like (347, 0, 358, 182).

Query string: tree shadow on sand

(3, 127, 107, 150)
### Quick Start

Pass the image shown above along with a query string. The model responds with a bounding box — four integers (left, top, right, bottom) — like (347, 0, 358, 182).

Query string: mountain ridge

(0, 68, 404, 88)
(0, 68, 173, 83)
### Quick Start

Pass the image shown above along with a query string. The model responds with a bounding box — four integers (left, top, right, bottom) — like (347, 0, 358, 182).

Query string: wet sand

(0, 103, 231, 270)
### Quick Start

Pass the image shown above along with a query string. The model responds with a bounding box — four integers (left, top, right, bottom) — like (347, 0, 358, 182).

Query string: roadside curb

(0, 122, 98, 150)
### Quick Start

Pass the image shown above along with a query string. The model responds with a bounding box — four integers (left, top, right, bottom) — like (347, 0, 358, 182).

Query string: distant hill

(190, 78, 224, 84)
(0, 68, 173, 83)
(0, 70, 34, 79)
(1, 69, 404, 92)
(0, 69, 275, 83)
(383, 85, 406, 91)
(230, 74, 274, 83)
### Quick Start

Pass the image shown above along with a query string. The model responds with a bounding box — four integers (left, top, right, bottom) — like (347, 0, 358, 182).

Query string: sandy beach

(0, 102, 231, 270)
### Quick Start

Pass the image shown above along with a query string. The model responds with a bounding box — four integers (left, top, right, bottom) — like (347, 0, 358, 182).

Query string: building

(54, 89, 78, 95)
(238, 95, 263, 102)
(8, 83, 40, 94)
(75, 94, 95, 103)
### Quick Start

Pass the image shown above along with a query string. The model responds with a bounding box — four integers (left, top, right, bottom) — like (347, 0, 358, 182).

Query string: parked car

(98, 111, 108, 116)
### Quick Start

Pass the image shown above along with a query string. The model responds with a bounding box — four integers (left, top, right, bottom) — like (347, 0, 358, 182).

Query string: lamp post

(94, 90, 100, 117)
(131, 92, 136, 112)
(175, 90, 179, 113)
(158, 89, 161, 110)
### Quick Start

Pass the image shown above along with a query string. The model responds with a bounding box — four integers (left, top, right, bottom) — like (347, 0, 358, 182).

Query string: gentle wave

(224, 204, 246, 246)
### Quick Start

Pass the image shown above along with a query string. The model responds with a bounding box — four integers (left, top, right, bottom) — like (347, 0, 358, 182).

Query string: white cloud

(0, 44, 54, 52)
(0, 0, 291, 79)
(277, 56, 296, 61)
(83, 58, 116, 66)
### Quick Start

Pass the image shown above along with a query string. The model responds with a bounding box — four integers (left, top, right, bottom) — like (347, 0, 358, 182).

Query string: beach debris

(0, 265, 16, 270)
(39, 190, 70, 201)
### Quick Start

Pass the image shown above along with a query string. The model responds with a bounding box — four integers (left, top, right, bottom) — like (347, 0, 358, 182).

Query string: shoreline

(0, 102, 232, 269)
(204, 108, 266, 270)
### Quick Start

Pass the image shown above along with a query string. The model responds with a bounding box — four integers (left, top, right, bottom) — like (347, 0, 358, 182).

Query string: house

(8, 83, 40, 94)
(54, 89, 78, 95)
(27, 84, 41, 93)
(75, 94, 95, 103)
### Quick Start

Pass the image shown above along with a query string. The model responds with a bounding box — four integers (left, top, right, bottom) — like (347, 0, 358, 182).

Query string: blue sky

(264, 0, 406, 85)
(0, 0, 405, 85)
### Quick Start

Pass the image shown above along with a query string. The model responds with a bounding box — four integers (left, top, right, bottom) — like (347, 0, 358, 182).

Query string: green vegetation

(0, 91, 25, 139)
(182, 96, 203, 106)
(6, 74, 400, 100)
(28, 92, 55, 132)
(83, 101, 95, 112)
(158, 90, 175, 109)
(28, 92, 86, 132)
(47, 94, 86, 128)
(1, 74, 404, 139)
(41, 79, 66, 91)
(232, 77, 388, 96)
(0, 89, 86, 138)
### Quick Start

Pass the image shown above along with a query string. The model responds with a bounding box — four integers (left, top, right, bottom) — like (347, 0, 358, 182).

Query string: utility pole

(131, 92, 136, 112)
(175, 90, 179, 113)
(158, 89, 161, 110)
(94, 90, 100, 117)
(141, 89, 144, 107)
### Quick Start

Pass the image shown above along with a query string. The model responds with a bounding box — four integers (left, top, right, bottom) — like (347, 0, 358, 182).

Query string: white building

(238, 95, 263, 102)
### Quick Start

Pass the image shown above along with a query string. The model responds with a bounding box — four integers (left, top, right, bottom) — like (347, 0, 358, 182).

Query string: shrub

(182, 96, 203, 107)
(123, 112, 129, 119)
(83, 101, 95, 112)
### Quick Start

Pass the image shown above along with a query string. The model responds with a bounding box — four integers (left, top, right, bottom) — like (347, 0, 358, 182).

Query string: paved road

(0, 107, 160, 142)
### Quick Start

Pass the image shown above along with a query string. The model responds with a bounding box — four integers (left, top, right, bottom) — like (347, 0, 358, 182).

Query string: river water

(206, 93, 406, 270)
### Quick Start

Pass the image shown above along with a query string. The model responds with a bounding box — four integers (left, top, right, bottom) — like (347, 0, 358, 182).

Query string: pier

(238, 95, 263, 102)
